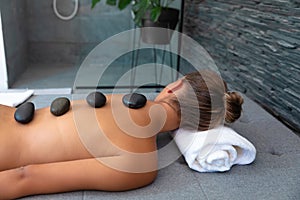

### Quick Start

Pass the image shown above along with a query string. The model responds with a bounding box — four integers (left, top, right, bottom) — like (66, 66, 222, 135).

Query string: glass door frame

(0, 11, 8, 90)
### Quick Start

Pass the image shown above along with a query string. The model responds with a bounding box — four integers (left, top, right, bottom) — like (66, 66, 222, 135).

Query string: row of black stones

(86, 92, 147, 109)
(14, 92, 147, 124)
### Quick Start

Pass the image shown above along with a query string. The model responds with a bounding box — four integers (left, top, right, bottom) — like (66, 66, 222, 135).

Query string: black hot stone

(50, 97, 71, 116)
(14, 102, 35, 124)
(86, 92, 106, 108)
(122, 93, 147, 109)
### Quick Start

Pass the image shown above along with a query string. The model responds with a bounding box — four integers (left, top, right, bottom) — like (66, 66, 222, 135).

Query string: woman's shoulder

(104, 94, 167, 135)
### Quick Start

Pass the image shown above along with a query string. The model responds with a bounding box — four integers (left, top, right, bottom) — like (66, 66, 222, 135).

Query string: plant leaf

(132, 0, 150, 25)
(151, 0, 160, 7)
(106, 0, 117, 6)
(134, 14, 143, 27)
(91, 0, 101, 9)
(133, 0, 147, 11)
(118, 0, 132, 10)
(150, 6, 161, 22)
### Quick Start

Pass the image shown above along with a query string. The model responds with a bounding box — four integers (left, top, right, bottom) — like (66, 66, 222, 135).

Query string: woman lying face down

(0, 69, 243, 199)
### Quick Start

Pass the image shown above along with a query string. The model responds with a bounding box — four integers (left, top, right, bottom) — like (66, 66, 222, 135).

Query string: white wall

(0, 11, 8, 90)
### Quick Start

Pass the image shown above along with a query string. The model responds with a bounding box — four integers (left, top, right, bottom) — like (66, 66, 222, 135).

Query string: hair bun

(225, 92, 244, 123)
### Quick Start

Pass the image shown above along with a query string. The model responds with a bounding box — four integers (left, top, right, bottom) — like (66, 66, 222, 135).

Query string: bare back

(0, 94, 163, 171)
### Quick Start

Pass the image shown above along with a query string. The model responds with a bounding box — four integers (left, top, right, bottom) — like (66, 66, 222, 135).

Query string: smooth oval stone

(86, 92, 106, 108)
(122, 93, 147, 109)
(14, 102, 35, 124)
(50, 97, 70, 116)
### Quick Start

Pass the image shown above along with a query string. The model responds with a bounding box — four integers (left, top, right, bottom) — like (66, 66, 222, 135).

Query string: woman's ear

(167, 79, 183, 93)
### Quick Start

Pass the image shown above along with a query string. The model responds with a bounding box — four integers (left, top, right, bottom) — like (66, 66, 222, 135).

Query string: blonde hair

(170, 70, 244, 131)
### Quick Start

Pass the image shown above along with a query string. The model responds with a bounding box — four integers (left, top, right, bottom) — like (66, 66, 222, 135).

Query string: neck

(156, 100, 180, 133)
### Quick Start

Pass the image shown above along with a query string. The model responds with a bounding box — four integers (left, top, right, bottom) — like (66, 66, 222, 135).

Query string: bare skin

(0, 81, 181, 199)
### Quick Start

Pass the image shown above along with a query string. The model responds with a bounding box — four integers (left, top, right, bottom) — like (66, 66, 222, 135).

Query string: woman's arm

(0, 157, 157, 200)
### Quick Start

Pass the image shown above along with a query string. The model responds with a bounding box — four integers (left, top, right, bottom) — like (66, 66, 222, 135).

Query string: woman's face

(154, 79, 183, 102)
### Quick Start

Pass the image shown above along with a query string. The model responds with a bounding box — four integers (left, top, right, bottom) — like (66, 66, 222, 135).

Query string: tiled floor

(11, 63, 79, 89)
(11, 61, 175, 93)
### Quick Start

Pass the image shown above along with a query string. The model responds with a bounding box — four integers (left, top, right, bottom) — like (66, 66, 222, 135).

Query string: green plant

(91, 0, 175, 26)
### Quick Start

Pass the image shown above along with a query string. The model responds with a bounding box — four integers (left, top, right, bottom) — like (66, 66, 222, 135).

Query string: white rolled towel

(173, 126, 256, 172)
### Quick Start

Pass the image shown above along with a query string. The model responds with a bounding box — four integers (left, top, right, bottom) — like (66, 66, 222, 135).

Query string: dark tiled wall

(0, 0, 28, 87)
(184, 0, 300, 130)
